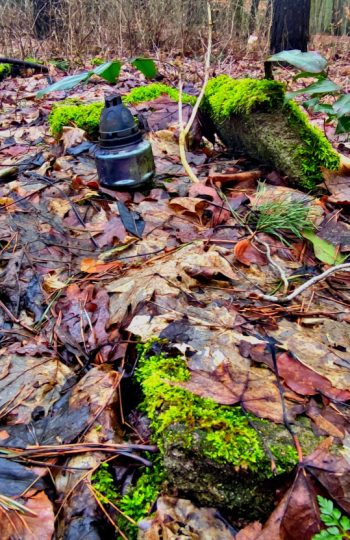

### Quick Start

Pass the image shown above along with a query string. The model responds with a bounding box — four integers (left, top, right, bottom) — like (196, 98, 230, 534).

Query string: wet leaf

(131, 58, 157, 79)
(0, 490, 55, 540)
(302, 230, 345, 264)
(268, 50, 327, 73)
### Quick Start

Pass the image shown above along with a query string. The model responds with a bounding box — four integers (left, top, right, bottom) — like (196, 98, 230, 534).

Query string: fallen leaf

(234, 238, 268, 266)
(60, 126, 86, 151)
(302, 229, 345, 265)
(0, 490, 55, 540)
(80, 258, 122, 274)
(139, 496, 235, 539)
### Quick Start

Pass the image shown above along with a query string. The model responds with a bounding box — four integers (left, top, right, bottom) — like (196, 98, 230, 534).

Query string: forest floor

(1, 44, 350, 540)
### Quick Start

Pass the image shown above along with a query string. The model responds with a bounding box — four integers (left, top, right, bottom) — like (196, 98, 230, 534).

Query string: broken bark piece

(202, 75, 340, 190)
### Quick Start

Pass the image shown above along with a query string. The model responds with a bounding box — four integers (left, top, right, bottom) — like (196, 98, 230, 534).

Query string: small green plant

(267, 50, 350, 134)
(0, 63, 11, 81)
(92, 457, 164, 540)
(92, 462, 118, 504)
(91, 57, 105, 66)
(249, 185, 315, 241)
(313, 496, 350, 540)
(36, 57, 157, 98)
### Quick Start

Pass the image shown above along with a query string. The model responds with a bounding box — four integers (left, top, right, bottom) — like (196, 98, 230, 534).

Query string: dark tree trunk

(32, 0, 61, 40)
(270, 0, 311, 52)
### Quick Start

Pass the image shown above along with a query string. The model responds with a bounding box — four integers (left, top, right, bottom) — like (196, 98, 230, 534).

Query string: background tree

(270, 0, 311, 52)
(32, 0, 61, 40)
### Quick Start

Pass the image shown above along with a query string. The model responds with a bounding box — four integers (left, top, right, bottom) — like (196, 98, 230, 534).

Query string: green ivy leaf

(293, 71, 327, 81)
(36, 71, 91, 97)
(312, 103, 335, 114)
(131, 58, 157, 79)
(332, 94, 350, 118)
(93, 60, 121, 83)
(340, 515, 350, 531)
(268, 50, 328, 73)
(286, 79, 341, 100)
(302, 231, 346, 265)
(336, 115, 350, 134)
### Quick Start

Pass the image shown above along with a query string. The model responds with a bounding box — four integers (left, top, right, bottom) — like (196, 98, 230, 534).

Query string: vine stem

(178, 1, 212, 183)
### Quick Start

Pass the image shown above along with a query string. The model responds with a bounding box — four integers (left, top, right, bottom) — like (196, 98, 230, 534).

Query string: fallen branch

(259, 262, 350, 303)
(178, 1, 212, 183)
(0, 57, 48, 72)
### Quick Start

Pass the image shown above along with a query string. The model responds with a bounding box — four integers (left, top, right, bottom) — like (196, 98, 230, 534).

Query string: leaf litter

(1, 61, 350, 540)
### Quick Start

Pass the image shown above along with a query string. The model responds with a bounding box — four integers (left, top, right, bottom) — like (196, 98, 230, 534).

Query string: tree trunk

(249, 0, 261, 33)
(270, 0, 311, 52)
(32, 0, 60, 40)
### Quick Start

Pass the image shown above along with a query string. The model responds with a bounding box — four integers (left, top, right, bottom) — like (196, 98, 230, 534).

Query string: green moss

(49, 100, 104, 138)
(92, 456, 164, 540)
(48, 83, 196, 138)
(91, 57, 105, 66)
(24, 57, 44, 64)
(124, 83, 196, 106)
(203, 74, 285, 119)
(0, 63, 11, 81)
(135, 339, 298, 475)
(285, 100, 340, 190)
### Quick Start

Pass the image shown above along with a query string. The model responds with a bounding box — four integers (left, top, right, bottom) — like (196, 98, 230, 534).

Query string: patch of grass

(249, 185, 316, 241)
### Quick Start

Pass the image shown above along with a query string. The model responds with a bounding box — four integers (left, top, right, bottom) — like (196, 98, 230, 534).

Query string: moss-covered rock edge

(48, 83, 196, 138)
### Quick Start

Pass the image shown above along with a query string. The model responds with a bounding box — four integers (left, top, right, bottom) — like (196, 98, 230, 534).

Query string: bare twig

(253, 237, 289, 294)
(259, 263, 350, 303)
(178, 1, 212, 183)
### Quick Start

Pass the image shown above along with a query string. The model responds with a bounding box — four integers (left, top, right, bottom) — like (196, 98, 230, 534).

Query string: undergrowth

(313, 496, 350, 540)
(249, 185, 316, 241)
(0, 63, 11, 80)
(92, 457, 165, 540)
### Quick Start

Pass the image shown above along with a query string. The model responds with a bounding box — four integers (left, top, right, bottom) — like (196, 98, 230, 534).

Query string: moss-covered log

(135, 340, 320, 522)
(203, 75, 340, 190)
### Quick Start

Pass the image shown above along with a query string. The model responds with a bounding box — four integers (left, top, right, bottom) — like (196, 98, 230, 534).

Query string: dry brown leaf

(60, 126, 86, 151)
(0, 491, 54, 540)
(107, 244, 237, 326)
(80, 258, 123, 274)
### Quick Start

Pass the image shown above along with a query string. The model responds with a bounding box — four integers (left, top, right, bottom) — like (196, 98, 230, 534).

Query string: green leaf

(286, 79, 340, 100)
(268, 50, 327, 73)
(304, 97, 321, 109)
(131, 58, 157, 79)
(302, 231, 346, 265)
(336, 115, 350, 134)
(293, 71, 327, 81)
(326, 527, 340, 535)
(312, 103, 335, 114)
(332, 94, 350, 118)
(36, 71, 91, 97)
(93, 60, 121, 83)
(340, 515, 350, 530)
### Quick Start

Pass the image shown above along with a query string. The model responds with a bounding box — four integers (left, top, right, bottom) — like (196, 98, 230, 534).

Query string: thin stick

(259, 263, 350, 303)
(178, 1, 212, 183)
